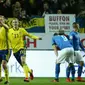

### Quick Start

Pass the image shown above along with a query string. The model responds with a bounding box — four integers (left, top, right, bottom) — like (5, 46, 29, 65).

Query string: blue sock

(55, 64, 60, 79)
(78, 65, 83, 77)
(66, 66, 70, 78)
(70, 65, 75, 80)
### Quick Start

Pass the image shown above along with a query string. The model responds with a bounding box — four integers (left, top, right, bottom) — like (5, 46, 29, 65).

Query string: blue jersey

(52, 35, 72, 50)
(69, 31, 84, 51)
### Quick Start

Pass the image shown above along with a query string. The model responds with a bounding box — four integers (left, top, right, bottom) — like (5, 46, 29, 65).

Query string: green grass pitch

(0, 77, 85, 85)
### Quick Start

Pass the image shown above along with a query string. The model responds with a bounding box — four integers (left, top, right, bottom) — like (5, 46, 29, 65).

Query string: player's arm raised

(22, 28, 42, 40)
(0, 20, 9, 29)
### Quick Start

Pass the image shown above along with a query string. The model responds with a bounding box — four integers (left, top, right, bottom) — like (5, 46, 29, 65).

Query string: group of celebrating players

(0, 15, 42, 84)
(0, 15, 85, 85)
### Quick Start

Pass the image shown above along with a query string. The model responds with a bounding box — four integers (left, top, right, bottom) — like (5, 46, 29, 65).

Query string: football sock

(70, 65, 75, 80)
(4, 67, 9, 82)
(23, 64, 29, 78)
(78, 65, 83, 77)
(55, 64, 60, 79)
(66, 66, 70, 78)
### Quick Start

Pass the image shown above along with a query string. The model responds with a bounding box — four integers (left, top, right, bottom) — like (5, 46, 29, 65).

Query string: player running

(8, 18, 42, 82)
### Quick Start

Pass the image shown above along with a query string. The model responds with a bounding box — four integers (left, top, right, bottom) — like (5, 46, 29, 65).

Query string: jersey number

(14, 34, 18, 38)
(61, 36, 68, 41)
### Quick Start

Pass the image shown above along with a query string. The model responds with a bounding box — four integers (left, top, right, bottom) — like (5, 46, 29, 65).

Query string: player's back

(52, 35, 72, 50)
(69, 31, 80, 50)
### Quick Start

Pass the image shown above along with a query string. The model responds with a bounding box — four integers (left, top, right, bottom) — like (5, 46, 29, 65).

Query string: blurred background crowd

(0, 0, 85, 19)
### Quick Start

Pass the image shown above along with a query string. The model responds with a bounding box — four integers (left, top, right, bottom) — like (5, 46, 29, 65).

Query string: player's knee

(21, 57, 26, 64)
(21, 59, 25, 65)
(2, 63, 7, 69)
(2, 60, 7, 69)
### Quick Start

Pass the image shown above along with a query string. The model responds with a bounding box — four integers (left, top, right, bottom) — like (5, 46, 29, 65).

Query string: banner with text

(6, 17, 45, 33)
(45, 14, 75, 33)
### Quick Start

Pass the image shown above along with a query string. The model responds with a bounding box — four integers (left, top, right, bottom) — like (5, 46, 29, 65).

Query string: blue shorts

(14, 49, 26, 66)
(0, 50, 8, 62)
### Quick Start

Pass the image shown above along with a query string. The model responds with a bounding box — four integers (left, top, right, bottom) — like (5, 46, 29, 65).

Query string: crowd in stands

(0, 0, 85, 18)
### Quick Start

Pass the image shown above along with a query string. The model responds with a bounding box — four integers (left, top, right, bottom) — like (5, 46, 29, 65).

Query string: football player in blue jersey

(69, 22, 85, 82)
(52, 29, 75, 82)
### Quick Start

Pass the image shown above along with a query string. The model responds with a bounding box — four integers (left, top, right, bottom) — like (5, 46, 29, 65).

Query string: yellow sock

(4, 68, 9, 82)
(0, 65, 1, 79)
(27, 66, 31, 73)
(23, 64, 29, 78)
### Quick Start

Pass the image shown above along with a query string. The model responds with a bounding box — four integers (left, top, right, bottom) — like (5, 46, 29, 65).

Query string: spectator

(0, 0, 12, 17)
(42, 2, 52, 17)
(50, 0, 58, 13)
(19, 9, 29, 20)
(24, 0, 39, 16)
(77, 10, 85, 18)
(36, 0, 43, 16)
(0, 0, 4, 15)
(12, 1, 22, 18)
(57, 9, 62, 14)
(76, 0, 85, 17)
(3, 0, 12, 17)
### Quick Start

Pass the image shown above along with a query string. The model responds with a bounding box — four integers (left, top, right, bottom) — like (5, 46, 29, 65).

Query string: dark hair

(73, 22, 78, 25)
(53, 33, 58, 36)
(58, 29, 64, 35)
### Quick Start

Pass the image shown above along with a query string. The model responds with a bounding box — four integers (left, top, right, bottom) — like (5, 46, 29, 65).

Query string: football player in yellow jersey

(8, 18, 42, 82)
(0, 15, 9, 84)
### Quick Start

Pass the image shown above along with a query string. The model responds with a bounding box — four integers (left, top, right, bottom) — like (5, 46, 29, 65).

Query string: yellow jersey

(0, 27, 8, 50)
(8, 28, 39, 53)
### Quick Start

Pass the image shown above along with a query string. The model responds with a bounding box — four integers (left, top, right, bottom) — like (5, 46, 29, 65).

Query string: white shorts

(74, 51, 84, 64)
(56, 47, 74, 64)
